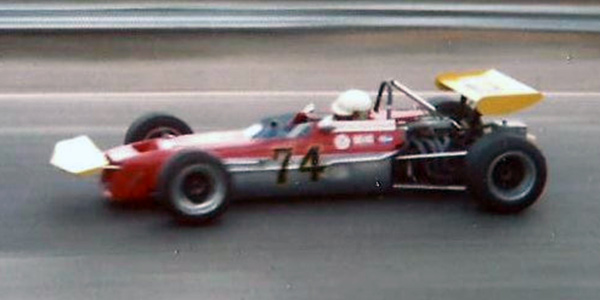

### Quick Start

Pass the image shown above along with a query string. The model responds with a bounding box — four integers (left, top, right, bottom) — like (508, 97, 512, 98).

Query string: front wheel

(157, 151, 231, 223)
(465, 133, 547, 213)
(124, 112, 193, 144)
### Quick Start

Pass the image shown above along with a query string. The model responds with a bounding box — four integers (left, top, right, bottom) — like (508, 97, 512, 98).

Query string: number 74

(273, 146, 325, 184)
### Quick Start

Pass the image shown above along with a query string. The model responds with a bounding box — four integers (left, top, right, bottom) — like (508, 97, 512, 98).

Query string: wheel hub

(170, 163, 226, 216)
(487, 151, 536, 202)
(182, 172, 213, 204)
(493, 157, 526, 189)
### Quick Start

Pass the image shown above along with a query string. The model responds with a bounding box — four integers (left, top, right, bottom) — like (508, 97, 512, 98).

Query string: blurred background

(2, 1, 600, 300)
(1, 0, 599, 93)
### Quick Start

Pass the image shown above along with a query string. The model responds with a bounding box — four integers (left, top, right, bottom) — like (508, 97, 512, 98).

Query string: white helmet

(331, 89, 373, 117)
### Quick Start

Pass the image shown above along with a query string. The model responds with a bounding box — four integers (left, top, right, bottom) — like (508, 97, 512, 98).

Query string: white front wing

(50, 135, 109, 176)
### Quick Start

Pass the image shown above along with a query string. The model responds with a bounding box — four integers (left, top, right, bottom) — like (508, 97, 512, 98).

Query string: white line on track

(0, 90, 598, 102)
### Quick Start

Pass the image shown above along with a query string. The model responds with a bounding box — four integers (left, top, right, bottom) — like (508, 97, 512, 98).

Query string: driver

(331, 89, 373, 121)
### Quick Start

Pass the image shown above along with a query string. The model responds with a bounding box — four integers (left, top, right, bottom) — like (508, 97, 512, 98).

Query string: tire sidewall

(158, 150, 231, 223)
(124, 113, 193, 144)
(466, 133, 547, 213)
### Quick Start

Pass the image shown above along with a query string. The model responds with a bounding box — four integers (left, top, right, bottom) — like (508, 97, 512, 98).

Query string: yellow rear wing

(435, 69, 543, 116)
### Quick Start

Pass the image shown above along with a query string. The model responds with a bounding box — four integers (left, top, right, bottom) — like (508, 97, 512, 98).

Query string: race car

(51, 69, 547, 223)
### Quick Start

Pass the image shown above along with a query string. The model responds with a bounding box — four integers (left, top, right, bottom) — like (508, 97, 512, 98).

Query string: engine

(395, 117, 466, 185)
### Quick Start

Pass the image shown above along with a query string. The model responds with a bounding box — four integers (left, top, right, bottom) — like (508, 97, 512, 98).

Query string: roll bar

(374, 80, 438, 119)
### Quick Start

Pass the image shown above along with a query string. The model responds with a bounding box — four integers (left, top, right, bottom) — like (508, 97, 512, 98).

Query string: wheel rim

(144, 127, 182, 140)
(182, 172, 213, 204)
(486, 151, 537, 202)
(171, 164, 225, 216)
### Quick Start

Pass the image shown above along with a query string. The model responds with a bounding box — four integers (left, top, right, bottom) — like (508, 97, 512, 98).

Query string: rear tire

(466, 133, 547, 213)
(157, 151, 231, 224)
(124, 112, 193, 144)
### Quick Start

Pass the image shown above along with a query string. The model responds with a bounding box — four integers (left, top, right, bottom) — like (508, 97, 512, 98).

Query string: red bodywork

(100, 110, 424, 203)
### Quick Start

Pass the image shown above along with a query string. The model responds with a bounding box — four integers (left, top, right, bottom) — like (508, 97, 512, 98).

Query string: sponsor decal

(334, 134, 351, 150)
(352, 134, 375, 146)
(378, 135, 394, 144)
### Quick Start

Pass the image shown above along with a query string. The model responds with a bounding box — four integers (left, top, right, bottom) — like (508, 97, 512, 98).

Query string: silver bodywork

(223, 119, 533, 197)
(226, 152, 395, 199)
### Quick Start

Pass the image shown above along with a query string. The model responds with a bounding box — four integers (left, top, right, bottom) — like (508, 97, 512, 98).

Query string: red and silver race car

(51, 69, 547, 223)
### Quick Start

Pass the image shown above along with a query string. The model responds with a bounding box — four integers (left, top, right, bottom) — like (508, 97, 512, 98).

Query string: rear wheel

(466, 133, 547, 213)
(124, 112, 193, 144)
(158, 151, 231, 223)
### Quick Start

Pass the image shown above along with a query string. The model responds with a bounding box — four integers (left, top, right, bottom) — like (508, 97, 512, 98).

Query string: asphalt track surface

(1, 30, 600, 299)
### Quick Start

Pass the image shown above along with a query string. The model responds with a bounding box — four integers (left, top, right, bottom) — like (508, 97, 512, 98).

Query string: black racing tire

(427, 96, 481, 128)
(465, 133, 547, 213)
(124, 112, 193, 144)
(157, 150, 231, 224)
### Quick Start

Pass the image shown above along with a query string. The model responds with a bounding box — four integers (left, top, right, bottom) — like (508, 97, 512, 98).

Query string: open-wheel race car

(51, 69, 547, 223)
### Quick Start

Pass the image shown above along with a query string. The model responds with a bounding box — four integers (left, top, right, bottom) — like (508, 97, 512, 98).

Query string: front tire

(465, 133, 547, 213)
(158, 151, 231, 223)
(124, 112, 193, 144)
